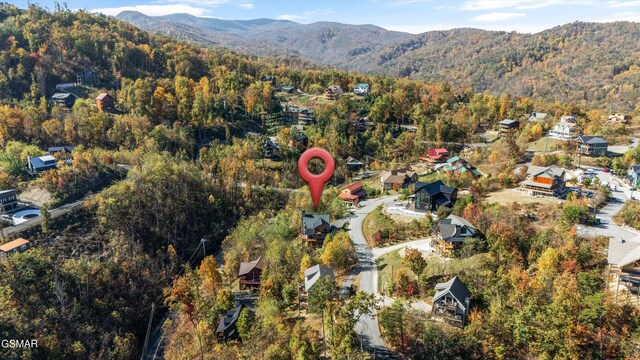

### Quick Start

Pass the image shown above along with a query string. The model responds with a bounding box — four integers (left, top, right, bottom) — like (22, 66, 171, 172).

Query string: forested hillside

(118, 12, 640, 111)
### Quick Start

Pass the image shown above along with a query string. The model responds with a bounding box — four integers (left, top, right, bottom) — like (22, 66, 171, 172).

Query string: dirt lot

(485, 187, 565, 206)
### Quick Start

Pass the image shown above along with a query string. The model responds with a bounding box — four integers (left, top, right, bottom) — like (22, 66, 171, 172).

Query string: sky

(10, 0, 640, 34)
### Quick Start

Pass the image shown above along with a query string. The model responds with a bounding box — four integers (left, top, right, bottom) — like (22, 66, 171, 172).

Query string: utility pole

(141, 302, 156, 360)
(321, 307, 327, 359)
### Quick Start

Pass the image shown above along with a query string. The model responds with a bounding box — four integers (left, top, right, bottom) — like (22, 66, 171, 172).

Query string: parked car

(602, 168, 610, 173)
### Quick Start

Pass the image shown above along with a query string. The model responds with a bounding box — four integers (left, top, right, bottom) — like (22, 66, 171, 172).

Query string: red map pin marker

(298, 147, 335, 209)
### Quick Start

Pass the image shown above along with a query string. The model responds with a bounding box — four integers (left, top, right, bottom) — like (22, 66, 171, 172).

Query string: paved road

(2, 197, 88, 237)
(342, 195, 398, 359)
(584, 170, 640, 240)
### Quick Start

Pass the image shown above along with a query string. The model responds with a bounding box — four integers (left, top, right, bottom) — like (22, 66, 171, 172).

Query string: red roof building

(339, 182, 366, 204)
(420, 148, 450, 163)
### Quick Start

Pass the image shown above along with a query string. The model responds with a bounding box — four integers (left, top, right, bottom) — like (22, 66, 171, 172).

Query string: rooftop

(0, 238, 30, 253)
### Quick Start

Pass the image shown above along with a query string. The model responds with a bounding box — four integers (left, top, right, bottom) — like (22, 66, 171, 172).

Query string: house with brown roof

(338, 182, 365, 205)
(96, 93, 114, 112)
(324, 85, 342, 100)
(345, 156, 364, 171)
(0, 238, 31, 260)
(606, 113, 629, 125)
(380, 169, 417, 190)
(419, 148, 449, 163)
(238, 256, 264, 290)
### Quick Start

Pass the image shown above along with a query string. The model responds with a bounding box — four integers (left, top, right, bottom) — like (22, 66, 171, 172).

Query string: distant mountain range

(117, 11, 640, 110)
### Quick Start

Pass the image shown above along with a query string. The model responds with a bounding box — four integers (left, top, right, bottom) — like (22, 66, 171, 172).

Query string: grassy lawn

(362, 208, 381, 246)
(376, 249, 411, 296)
(418, 171, 443, 183)
(526, 136, 564, 152)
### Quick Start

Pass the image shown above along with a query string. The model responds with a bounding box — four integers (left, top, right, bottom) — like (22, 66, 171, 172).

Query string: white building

(549, 121, 578, 140)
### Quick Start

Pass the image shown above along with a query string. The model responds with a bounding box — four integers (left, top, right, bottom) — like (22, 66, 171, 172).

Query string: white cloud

(159, 0, 230, 4)
(461, 0, 593, 11)
(471, 12, 526, 22)
(608, 0, 640, 7)
(383, 22, 554, 34)
(91, 4, 208, 16)
(276, 9, 333, 22)
(238, 3, 255, 9)
(595, 10, 640, 21)
(277, 14, 303, 21)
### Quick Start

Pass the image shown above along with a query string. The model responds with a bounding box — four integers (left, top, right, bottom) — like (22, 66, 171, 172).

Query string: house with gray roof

(432, 215, 477, 255)
(408, 180, 457, 212)
(575, 135, 608, 157)
(628, 165, 640, 188)
(301, 211, 331, 245)
(528, 112, 548, 122)
(49, 92, 77, 108)
(27, 155, 57, 176)
(0, 189, 18, 212)
(432, 276, 471, 327)
(499, 119, 519, 135)
(216, 303, 252, 342)
(608, 237, 640, 296)
(519, 165, 567, 197)
(304, 264, 335, 292)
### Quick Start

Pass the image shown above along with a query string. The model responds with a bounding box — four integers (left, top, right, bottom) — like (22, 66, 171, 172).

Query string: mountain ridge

(115, 11, 640, 110)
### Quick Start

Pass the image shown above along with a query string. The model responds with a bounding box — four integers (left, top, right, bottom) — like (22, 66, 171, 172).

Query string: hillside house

(338, 182, 365, 205)
(350, 117, 375, 132)
(96, 93, 114, 112)
(263, 137, 280, 159)
(441, 156, 482, 178)
(324, 85, 343, 100)
(380, 169, 417, 190)
(606, 113, 629, 125)
(0, 238, 31, 260)
(608, 237, 640, 297)
(0, 189, 18, 212)
(419, 148, 449, 163)
(279, 85, 295, 93)
(50, 93, 77, 108)
(345, 156, 364, 171)
(76, 71, 99, 86)
(27, 155, 57, 175)
(48, 146, 74, 155)
(549, 119, 578, 140)
(432, 215, 477, 255)
(216, 303, 252, 342)
(285, 105, 300, 121)
(408, 180, 457, 212)
(304, 264, 335, 293)
(575, 135, 608, 157)
(261, 75, 277, 86)
(238, 256, 264, 290)
(298, 109, 315, 125)
(628, 165, 640, 187)
(519, 165, 567, 197)
(301, 211, 331, 245)
(499, 119, 519, 135)
(528, 112, 548, 122)
(353, 83, 369, 95)
(432, 276, 471, 327)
